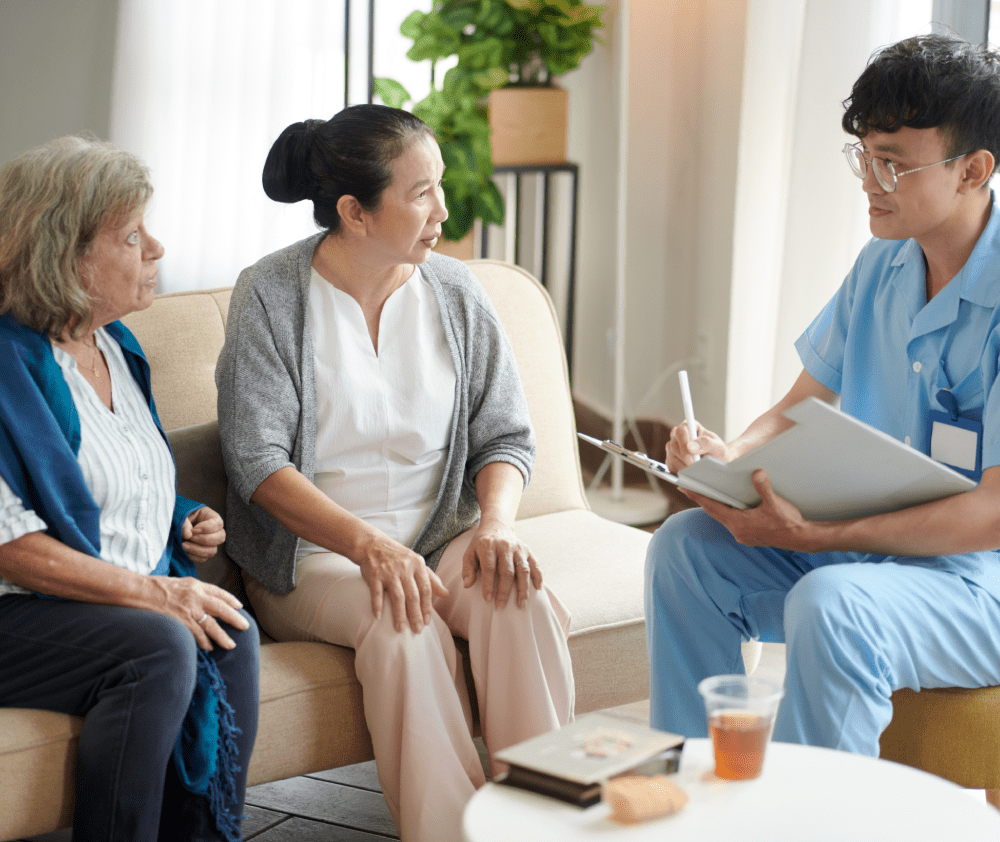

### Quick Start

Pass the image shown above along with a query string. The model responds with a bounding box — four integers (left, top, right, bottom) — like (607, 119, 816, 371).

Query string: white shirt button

(912, 361, 922, 373)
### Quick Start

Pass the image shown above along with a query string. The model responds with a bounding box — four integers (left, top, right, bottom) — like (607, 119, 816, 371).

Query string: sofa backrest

(464, 260, 587, 519)
(122, 287, 232, 431)
(121, 260, 588, 590)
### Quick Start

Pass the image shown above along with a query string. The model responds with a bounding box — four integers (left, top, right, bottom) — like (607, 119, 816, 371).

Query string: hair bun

(262, 119, 323, 203)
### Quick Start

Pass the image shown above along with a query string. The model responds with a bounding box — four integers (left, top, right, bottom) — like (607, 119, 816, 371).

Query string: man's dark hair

(843, 34, 1000, 175)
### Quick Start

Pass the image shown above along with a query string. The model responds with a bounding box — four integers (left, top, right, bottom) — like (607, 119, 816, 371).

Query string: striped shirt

(0, 327, 176, 596)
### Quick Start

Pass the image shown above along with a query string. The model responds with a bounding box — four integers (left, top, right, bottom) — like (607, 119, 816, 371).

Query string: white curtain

(111, 0, 432, 294)
(111, 0, 349, 293)
(725, 0, 934, 438)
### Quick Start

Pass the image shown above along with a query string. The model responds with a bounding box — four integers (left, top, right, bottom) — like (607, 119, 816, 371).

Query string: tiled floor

(240, 763, 400, 840)
(236, 732, 493, 839)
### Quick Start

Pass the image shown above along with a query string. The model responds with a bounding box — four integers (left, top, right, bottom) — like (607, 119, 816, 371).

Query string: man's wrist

(798, 520, 844, 554)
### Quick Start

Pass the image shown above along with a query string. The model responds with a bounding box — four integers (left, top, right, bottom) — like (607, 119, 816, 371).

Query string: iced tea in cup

(697, 675, 783, 780)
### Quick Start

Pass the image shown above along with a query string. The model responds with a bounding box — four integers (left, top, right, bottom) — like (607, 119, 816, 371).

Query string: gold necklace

(79, 338, 101, 379)
(54, 334, 102, 378)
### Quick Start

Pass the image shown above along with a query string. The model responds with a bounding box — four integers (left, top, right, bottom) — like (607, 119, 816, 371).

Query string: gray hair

(0, 135, 153, 338)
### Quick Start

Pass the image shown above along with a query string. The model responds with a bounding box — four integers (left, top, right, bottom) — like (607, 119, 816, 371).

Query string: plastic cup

(697, 674, 784, 780)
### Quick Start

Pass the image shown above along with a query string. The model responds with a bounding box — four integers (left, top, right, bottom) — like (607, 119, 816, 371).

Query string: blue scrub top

(796, 192, 1000, 482)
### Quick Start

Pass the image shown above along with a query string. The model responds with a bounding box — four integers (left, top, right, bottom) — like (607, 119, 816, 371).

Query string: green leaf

(471, 67, 509, 91)
(458, 38, 505, 71)
(372, 78, 411, 109)
(393, 0, 600, 236)
(443, 197, 475, 241)
(399, 10, 428, 39)
(480, 1, 515, 33)
(476, 179, 506, 224)
(439, 0, 480, 31)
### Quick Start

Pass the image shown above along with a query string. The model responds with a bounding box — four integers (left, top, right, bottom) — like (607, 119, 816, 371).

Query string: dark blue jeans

(0, 594, 259, 842)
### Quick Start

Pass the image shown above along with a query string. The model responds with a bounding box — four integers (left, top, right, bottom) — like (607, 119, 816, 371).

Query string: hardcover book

(494, 710, 684, 807)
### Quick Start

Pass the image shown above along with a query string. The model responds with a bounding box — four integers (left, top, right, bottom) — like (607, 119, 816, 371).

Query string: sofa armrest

(168, 420, 226, 515)
(167, 420, 241, 594)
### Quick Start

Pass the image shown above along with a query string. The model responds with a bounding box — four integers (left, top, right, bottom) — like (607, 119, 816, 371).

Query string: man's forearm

(803, 468, 1000, 557)
(725, 369, 838, 462)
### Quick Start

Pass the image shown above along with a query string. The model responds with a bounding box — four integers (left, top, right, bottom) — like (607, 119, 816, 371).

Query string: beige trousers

(245, 527, 575, 842)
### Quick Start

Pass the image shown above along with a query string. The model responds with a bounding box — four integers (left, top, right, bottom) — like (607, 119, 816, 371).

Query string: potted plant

(375, 0, 603, 247)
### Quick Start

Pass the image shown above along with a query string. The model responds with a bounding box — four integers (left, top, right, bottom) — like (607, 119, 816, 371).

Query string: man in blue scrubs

(645, 34, 1000, 755)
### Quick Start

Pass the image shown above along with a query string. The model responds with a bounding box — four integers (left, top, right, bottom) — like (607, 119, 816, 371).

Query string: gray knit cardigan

(215, 233, 535, 595)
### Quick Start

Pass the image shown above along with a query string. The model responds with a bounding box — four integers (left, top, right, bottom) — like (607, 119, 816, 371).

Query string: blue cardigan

(0, 313, 242, 842)
(0, 313, 200, 556)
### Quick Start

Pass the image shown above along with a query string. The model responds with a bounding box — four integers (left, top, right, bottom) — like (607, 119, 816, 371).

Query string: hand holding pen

(679, 370, 700, 463)
(664, 371, 729, 473)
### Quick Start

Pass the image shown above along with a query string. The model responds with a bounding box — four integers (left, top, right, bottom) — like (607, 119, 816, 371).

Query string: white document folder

(580, 397, 977, 521)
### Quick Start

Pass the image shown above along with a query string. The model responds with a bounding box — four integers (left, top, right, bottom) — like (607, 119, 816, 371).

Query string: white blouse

(0, 327, 176, 596)
(297, 265, 457, 557)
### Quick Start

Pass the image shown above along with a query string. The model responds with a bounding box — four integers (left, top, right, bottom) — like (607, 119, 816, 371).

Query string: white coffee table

(463, 738, 1000, 840)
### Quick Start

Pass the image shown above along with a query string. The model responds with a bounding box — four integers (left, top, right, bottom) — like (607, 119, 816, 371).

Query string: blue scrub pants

(645, 508, 1000, 754)
(0, 594, 260, 842)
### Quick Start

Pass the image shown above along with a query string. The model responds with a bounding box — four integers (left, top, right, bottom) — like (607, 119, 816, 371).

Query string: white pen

(678, 370, 700, 462)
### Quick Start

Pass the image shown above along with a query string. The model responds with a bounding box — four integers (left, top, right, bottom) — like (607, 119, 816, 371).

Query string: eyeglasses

(843, 142, 968, 193)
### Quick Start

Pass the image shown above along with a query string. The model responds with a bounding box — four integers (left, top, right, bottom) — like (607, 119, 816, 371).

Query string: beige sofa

(0, 260, 654, 841)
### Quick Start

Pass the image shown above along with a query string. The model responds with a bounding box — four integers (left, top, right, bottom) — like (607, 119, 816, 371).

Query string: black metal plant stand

(481, 163, 579, 377)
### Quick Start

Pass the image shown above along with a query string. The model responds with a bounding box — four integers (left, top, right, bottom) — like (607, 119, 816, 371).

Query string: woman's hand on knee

(463, 521, 542, 609)
(358, 533, 448, 634)
(146, 576, 249, 651)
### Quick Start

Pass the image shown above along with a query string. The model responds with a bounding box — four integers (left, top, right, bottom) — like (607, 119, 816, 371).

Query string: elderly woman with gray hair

(0, 136, 259, 842)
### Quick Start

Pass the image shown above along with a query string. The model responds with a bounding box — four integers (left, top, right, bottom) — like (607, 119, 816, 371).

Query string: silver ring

(197, 612, 209, 625)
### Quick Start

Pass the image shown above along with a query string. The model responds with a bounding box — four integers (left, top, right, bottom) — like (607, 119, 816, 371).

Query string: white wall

(727, 0, 933, 438)
(565, 0, 747, 435)
(0, 0, 119, 164)
(565, 0, 933, 440)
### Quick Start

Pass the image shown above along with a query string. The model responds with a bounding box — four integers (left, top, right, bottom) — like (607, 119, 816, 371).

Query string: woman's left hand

(182, 507, 226, 562)
(462, 518, 542, 609)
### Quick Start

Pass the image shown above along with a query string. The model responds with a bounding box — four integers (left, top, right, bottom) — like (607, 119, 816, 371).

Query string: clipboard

(579, 397, 978, 521)
(577, 434, 749, 509)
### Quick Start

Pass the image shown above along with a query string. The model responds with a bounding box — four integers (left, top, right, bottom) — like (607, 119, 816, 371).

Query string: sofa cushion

(249, 641, 374, 786)
(0, 709, 80, 839)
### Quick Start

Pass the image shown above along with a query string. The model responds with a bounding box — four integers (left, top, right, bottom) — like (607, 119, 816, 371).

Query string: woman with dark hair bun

(217, 104, 574, 842)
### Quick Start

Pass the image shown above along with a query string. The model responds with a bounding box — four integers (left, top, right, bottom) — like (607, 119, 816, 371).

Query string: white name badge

(929, 409, 981, 479)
